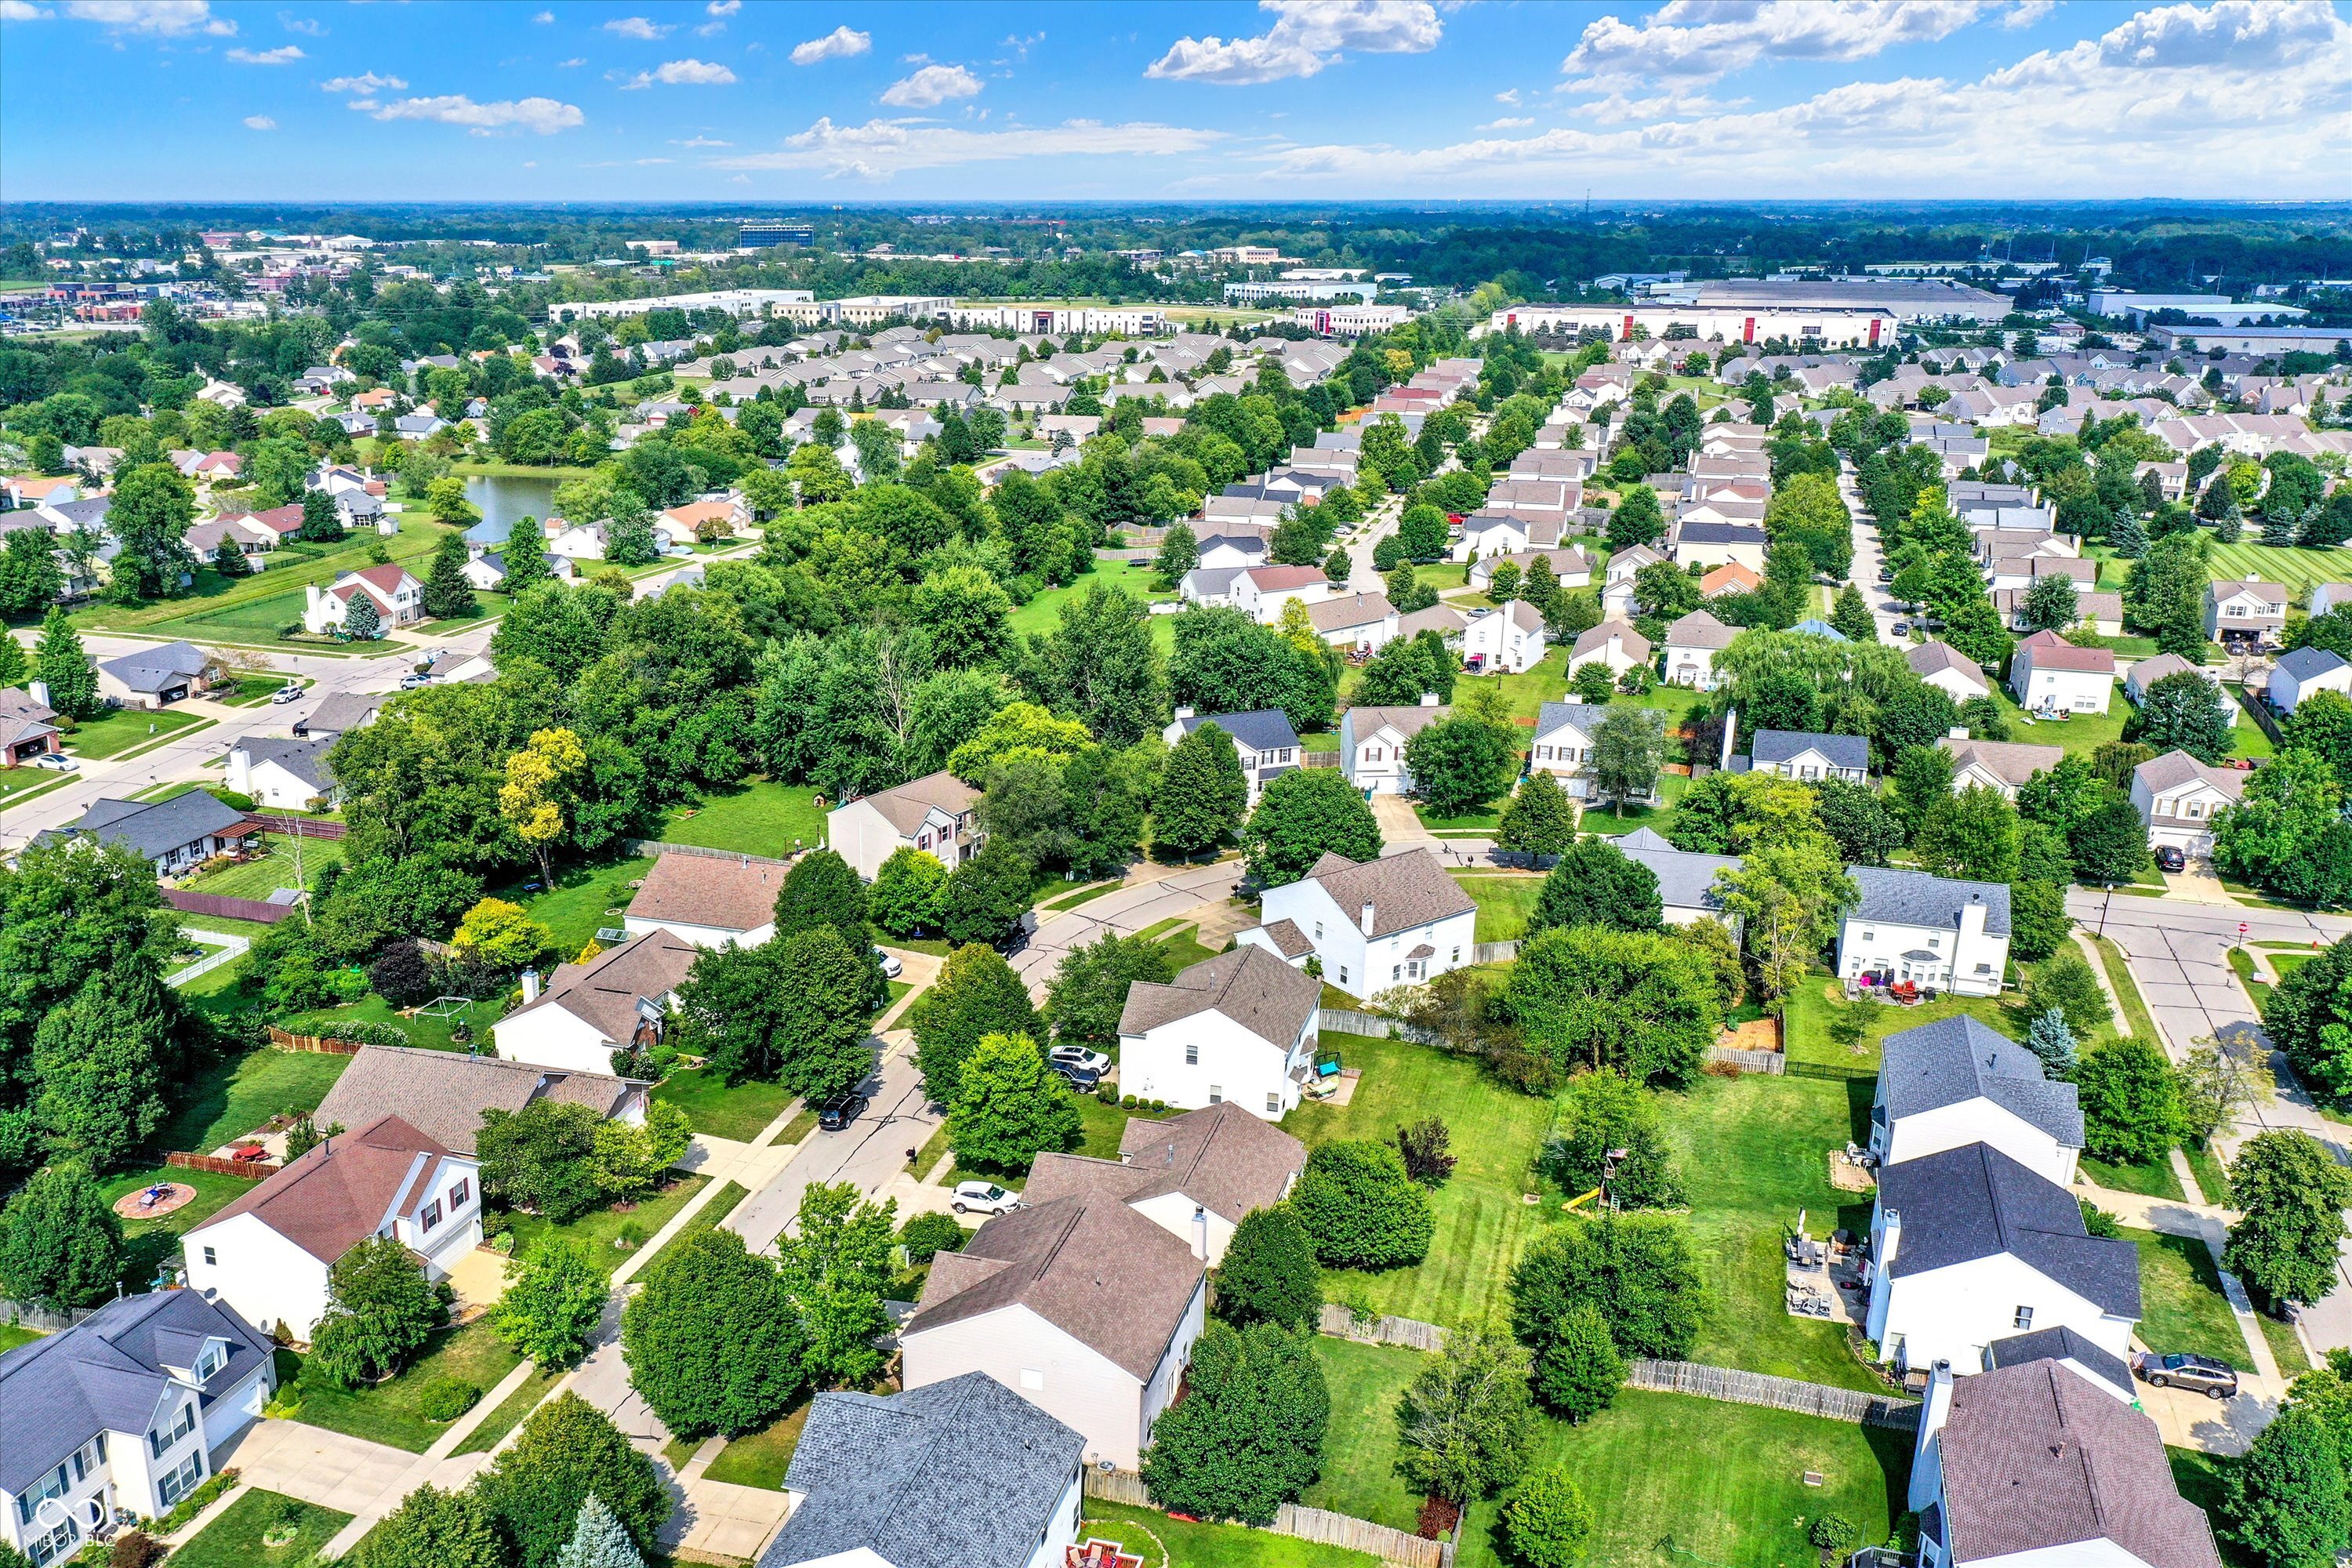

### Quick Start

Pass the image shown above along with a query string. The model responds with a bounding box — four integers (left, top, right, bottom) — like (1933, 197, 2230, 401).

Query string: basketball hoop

(31, 1496, 69, 1534)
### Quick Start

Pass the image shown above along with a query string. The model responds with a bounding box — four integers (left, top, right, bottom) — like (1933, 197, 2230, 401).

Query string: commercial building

(740, 220, 815, 249)
(1490, 303, 1896, 349)
(562, 288, 815, 321)
(2086, 290, 2307, 325)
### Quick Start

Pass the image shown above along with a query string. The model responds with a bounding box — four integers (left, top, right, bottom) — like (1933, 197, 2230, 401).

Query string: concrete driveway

(211, 1418, 420, 1515)
(1007, 861, 1244, 994)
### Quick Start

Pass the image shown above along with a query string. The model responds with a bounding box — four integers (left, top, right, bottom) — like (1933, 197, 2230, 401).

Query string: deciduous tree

(1397, 1325, 1537, 1504)
(621, 1229, 805, 1440)
(1142, 1321, 1329, 1526)
(1241, 768, 1382, 887)
(0, 1164, 122, 1311)
(1530, 838, 1663, 935)
(310, 1234, 443, 1388)
(483, 1393, 667, 1568)
(1290, 1140, 1433, 1269)
(946, 1032, 1081, 1174)
(910, 942, 1043, 1099)
(1214, 1204, 1320, 1332)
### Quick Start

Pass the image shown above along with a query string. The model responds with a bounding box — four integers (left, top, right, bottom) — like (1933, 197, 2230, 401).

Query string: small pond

(462, 474, 562, 547)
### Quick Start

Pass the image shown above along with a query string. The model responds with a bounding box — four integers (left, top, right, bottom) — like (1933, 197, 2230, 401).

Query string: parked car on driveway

(875, 949, 904, 978)
(951, 1181, 1021, 1216)
(2154, 844, 2187, 873)
(31, 752, 78, 771)
(1050, 1061, 1101, 1092)
(1049, 1044, 1112, 1076)
(2134, 1351, 2238, 1399)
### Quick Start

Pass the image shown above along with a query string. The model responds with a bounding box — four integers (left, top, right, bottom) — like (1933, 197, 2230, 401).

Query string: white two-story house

(1116, 946, 1322, 1119)
(1, 1293, 278, 1566)
(1661, 610, 1737, 690)
(1528, 700, 1613, 801)
(829, 770, 983, 880)
(183, 1114, 482, 1342)
(1865, 1141, 2140, 1375)
(1338, 701, 1447, 796)
(2205, 578, 2287, 648)
(2008, 631, 2114, 717)
(1747, 729, 1868, 783)
(2267, 645, 2352, 715)
(300, 564, 423, 635)
(1837, 867, 2012, 998)
(1461, 599, 1548, 674)
(1231, 565, 1331, 626)
(1566, 620, 1650, 681)
(1238, 848, 1476, 1000)
(1871, 1016, 2083, 1186)
(1162, 709, 1301, 805)
(491, 930, 700, 1076)
(2130, 749, 2246, 858)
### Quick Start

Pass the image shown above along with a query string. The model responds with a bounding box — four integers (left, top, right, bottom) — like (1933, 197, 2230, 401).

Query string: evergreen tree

(344, 588, 382, 640)
(34, 606, 98, 718)
(2108, 505, 2147, 559)
(1214, 1204, 1321, 1331)
(1152, 722, 1248, 858)
(1828, 583, 1878, 643)
(483, 1394, 667, 1568)
(2024, 1006, 2078, 1076)
(33, 963, 176, 1171)
(501, 524, 554, 594)
(556, 1494, 646, 1568)
(422, 532, 480, 621)
(2265, 504, 2301, 549)
(0, 629, 27, 690)
(212, 536, 252, 579)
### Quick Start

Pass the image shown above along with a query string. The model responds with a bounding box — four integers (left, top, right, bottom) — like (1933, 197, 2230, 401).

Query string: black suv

(816, 1090, 869, 1131)
(2154, 844, 2187, 873)
(2134, 1351, 2238, 1399)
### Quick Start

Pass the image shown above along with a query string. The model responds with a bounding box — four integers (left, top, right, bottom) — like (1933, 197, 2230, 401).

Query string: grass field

(282, 1320, 525, 1453)
(2130, 1227, 2253, 1370)
(157, 1046, 353, 1156)
(1661, 1073, 1886, 1390)
(1783, 975, 2025, 1074)
(2083, 1153, 2186, 1201)
(279, 991, 499, 1054)
(1080, 1501, 1382, 1568)
(2085, 933, 2161, 1044)
(706, 1396, 814, 1489)
(510, 855, 656, 956)
(1449, 873, 1543, 942)
(1010, 558, 1178, 649)
(505, 1173, 710, 1279)
(61, 706, 207, 758)
(449, 1364, 563, 1457)
(97, 1163, 256, 1290)
(1289, 1030, 1555, 1327)
(2205, 540, 2352, 605)
(0, 1322, 43, 1352)
(184, 831, 347, 901)
(655, 1068, 800, 1142)
(1302, 1338, 1425, 1530)
(1460, 1392, 1905, 1568)
(69, 517, 452, 641)
(660, 779, 828, 857)
(2229, 947, 2270, 1007)
(168, 1489, 352, 1568)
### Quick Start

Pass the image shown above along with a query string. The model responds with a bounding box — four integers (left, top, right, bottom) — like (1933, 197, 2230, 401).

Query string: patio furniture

(230, 1143, 268, 1163)
(138, 1185, 171, 1211)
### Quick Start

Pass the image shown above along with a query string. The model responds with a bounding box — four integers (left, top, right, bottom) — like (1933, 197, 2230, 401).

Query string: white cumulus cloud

(879, 62, 981, 106)
(790, 24, 869, 65)
(603, 14, 669, 40)
(1147, 0, 1440, 84)
(243, 113, 275, 129)
(1478, 115, 1533, 129)
(62, 1, 234, 36)
(708, 0, 739, 13)
(0, 2, 54, 18)
(1560, 0, 2013, 89)
(320, 71, 403, 93)
(715, 115, 1220, 178)
(361, 93, 585, 135)
(227, 42, 301, 63)
(619, 56, 735, 88)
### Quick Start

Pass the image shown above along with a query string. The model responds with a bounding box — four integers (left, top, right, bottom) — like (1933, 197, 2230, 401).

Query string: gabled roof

(1880, 1015, 2084, 1150)
(43, 789, 249, 861)
(1571, 619, 1651, 659)
(1751, 728, 1869, 771)
(851, 769, 980, 837)
(1341, 705, 1449, 749)
(1940, 738, 2064, 790)
(1174, 708, 1301, 757)
(625, 852, 785, 934)
(1675, 521, 1769, 546)
(97, 640, 212, 693)
(2273, 644, 2348, 682)
(1938, 1359, 2221, 1568)
(2013, 630, 2114, 674)
(761, 1373, 1084, 1568)
(238, 735, 335, 793)
(503, 929, 700, 1047)
(1878, 1142, 2139, 1316)
(188, 1114, 457, 1265)
(312, 1044, 641, 1156)
(1026, 1102, 1307, 1229)
(1119, 945, 1320, 1050)
(1848, 866, 2012, 937)
(1534, 699, 1610, 742)
(2133, 748, 2246, 801)
(1306, 592, 1396, 633)
(1664, 609, 1737, 650)
(1613, 827, 1738, 916)
(1241, 564, 1329, 592)
(297, 692, 384, 736)
(1984, 1327, 2135, 1402)
(1285, 848, 1475, 939)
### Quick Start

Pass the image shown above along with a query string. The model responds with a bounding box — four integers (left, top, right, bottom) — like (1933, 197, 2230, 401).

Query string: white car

(31, 751, 78, 771)
(270, 684, 303, 704)
(1049, 1044, 1111, 1076)
(951, 1181, 1021, 1217)
(398, 673, 432, 690)
(876, 949, 904, 979)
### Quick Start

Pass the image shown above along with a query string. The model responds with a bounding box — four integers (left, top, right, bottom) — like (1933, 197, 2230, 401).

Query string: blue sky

(2, 1, 2347, 202)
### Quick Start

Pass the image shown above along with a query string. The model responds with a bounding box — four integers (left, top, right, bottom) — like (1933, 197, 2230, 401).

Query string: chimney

(1359, 902, 1376, 936)
(1878, 1207, 1900, 1276)
(1910, 1359, 1958, 1512)
(1719, 705, 1738, 772)
(226, 746, 252, 797)
(521, 969, 542, 1004)
(1192, 1205, 1209, 1261)
(1418, 691, 1440, 706)
(1959, 893, 1988, 949)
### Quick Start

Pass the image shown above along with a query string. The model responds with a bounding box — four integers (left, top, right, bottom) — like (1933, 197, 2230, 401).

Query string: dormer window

(194, 1342, 224, 1381)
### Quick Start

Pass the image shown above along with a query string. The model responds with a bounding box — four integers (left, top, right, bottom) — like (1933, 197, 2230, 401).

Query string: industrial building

(561, 288, 814, 321)
(1489, 303, 1897, 349)
(1642, 278, 2009, 325)
(2087, 291, 2308, 325)
(2146, 323, 2352, 356)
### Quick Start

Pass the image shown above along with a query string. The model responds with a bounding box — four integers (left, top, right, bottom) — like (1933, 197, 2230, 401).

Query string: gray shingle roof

(1292, 849, 1475, 939)
(1939, 1359, 2221, 1568)
(760, 1372, 1083, 1568)
(1848, 866, 2012, 937)
(296, 692, 384, 737)
(1341, 705, 1449, 751)
(1984, 1326, 2134, 1401)
(1174, 708, 1301, 757)
(239, 735, 336, 793)
(1675, 521, 1769, 546)
(1613, 830, 1738, 917)
(1751, 728, 1869, 771)
(1878, 1142, 2140, 1316)
(312, 1044, 641, 1156)
(43, 790, 248, 861)
(0, 1290, 273, 1494)
(1664, 610, 1737, 650)
(1119, 944, 1320, 1049)
(2132, 749, 2245, 801)
(96, 641, 212, 694)
(1880, 1016, 2083, 1149)
(2273, 645, 2346, 682)
(1534, 700, 1610, 742)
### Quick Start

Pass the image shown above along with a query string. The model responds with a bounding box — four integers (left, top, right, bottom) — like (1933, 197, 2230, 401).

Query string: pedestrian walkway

(661, 1436, 794, 1561)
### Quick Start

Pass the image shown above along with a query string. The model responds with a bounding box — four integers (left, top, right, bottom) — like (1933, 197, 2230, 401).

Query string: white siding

(621, 914, 775, 949)
(493, 1005, 621, 1074)
(1873, 1098, 2077, 1187)
(902, 1305, 1150, 1471)
(1118, 1008, 1315, 1120)
(826, 798, 917, 882)
(182, 1213, 332, 1341)
(1866, 1242, 2132, 1373)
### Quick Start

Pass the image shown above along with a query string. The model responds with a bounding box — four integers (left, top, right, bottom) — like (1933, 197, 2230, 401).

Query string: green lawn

(2261, 1311, 2312, 1377)
(282, 1319, 526, 1453)
(61, 706, 207, 759)
(706, 1396, 813, 1489)
(2271, 950, 2316, 983)
(1288, 1030, 1555, 1327)
(2185, 1144, 2233, 1208)
(1301, 1338, 1425, 1531)
(449, 1363, 562, 1456)
(2229, 947, 2270, 1008)
(0, 1322, 42, 1352)
(1573, 771, 1692, 837)
(2130, 1227, 2252, 1370)
(504, 1173, 711, 1279)
(183, 832, 347, 900)
(167, 1489, 352, 1568)
(74, 517, 453, 640)
(1151, 920, 1222, 973)
(506, 855, 656, 956)
(1661, 1073, 1887, 1391)
(2205, 540, 2352, 605)
(1455, 1392, 1909, 1568)
(280, 991, 499, 1053)
(1011, 559, 1178, 650)
(2085, 934, 2160, 1044)
(655, 1069, 800, 1142)
(2083, 1153, 2186, 1202)
(1783, 964, 2125, 1077)
(1448, 873, 1542, 942)
(220, 673, 299, 706)
(157, 1047, 353, 1156)
(1079, 1501, 1381, 1568)
(96, 1164, 257, 1291)
(660, 779, 829, 858)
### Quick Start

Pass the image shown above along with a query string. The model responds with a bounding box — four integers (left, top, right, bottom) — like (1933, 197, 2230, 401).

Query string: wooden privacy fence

(2231, 682, 2284, 748)
(1705, 1045, 1787, 1074)
(168, 1150, 278, 1179)
(1316, 1009, 1441, 1043)
(1319, 1302, 1450, 1352)
(1080, 1471, 1446, 1568)
(1624, 1360, 1918, 1430)
(265, 1027, 364, 1055)
(622, 838, 799, 867)
(1472, 940, 1519, 964)
(163, 887, 296, 924)
(243, 814, 347, 840)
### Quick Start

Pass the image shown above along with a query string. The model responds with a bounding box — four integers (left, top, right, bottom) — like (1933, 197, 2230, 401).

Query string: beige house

(1023, 1102, 1305, 1266)
(829, 770, 983, 880)
(492, 931, 700, 1076)
(2131, 749, 2245, 857)
(1662, 610, 1737, 690)
(1938, 738, 2064, 801)
(1566, 620, 1651, 679)
(2204, 579, 2287, 647)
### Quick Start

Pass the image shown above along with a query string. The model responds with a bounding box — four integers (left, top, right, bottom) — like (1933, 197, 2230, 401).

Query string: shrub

(1290, 1141, 1434, 1269)
(418, 1377, 481, 1422)
(899, 1210, 967, 1266)
(614, 1221, 648, 1251)
(1503, 1465, 1594, 1568)
(110, 1530, 163, 1568)
(1394, 1116, 1456, 1186)
(1810, 1514, 1860, 1555)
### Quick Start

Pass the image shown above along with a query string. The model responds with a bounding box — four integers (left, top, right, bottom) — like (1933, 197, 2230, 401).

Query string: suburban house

(94, 642, 220, 710)
(41, 791, 256, 876)
(1338, 701, 1448, 796)
(1871, 1017, 2083, 1185)
(2007, 631, 2114, 717)
(830, 770, 984, 880)
(1907, 1357, 2221, 1568)
(2267, 644, 2352, 714)
(1669, 521, 1769, 572)
(491, 929, 701, 1074)
(1231, 564, 1331, 626)
(1612, 827, 1740, 932)
(1697, 561, 1762, 600)
(1461, 599, 1548, 674)
(183, 1114, 484, 1341)
(760, 1372, 1086, 1568)
(1662, 610, 1737, 689)
(1600, 543, 1666, 616)
(1116, 946, 1323, 1119)
(1980, 1324, 2136, 1400)
(1746, 729, 1868, 783)
(1936, 738, 2063, 801)
(1907, 641, 1991, 703)
(0, 1292, 278, 1566)
(301, 564, 424, 635)
(312, 1044, 648, 1156)
(2311, 581, 2352, 619)
(292, 693, 385, 740)
(622, 851, 784, 947)
(1566, 620, 1650, 680)
(0, 688, 62, 765)
(1162, 709, 1302, 804)
(901, 1193, 1208, 1472)
(1023, 1102, 1307, 1269)
(2122, 652, 2232, 717)
(1238, 848, 1477, 1000)
(1306, 592, 1398, 653)
(1468, 546, 1592, 593)
(1528, 700, 1613, 800)
(1836, 868, 2012, 998)
(224, 737, 337, 811)
(2130, 749, 2246, 858)
(1864, 1142, 2140, 1374)
(2204, 579, 2288, 647)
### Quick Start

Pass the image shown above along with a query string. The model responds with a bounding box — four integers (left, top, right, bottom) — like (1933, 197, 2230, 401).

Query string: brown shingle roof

(1243, 565, 1329, 592)
(2015, 630, 2115, 674)
(188, 1114, 451, 1264)
(1022, 1103, 1305, 1229)
(505, 929, 700, 1047)
(1305, 593, 1395, 633)
(1939, 1360, 2222, 1568)
(1118, 945, 1320, 1047)
(1664, 609, 1737, 650)
(1939, 738, 2064, 790)
(312, 1044, 641, 1156)
(855, 770, 980, 837)
(625, 852, 784, 934)
(1294, 849, 1475, 940)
